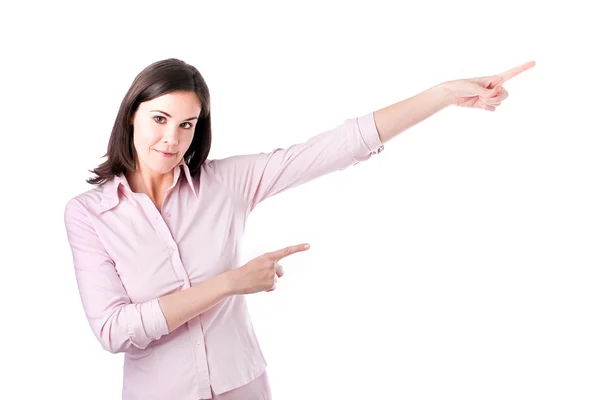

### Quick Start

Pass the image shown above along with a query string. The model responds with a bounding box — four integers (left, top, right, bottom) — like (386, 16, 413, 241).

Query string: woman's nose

(163, 137, 179, 145)
(162, 129, 180, 145)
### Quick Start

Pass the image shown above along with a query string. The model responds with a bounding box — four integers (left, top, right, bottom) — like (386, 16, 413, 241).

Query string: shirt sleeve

(205, 111, 384, 212)
(64, 198, 170, 354)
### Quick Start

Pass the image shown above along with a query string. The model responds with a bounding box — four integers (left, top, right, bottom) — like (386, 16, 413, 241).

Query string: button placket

(189, 319, 210, 385)
(141, 197, 189, 287)
(161, 231, 190, 287)
(134, 192, 191, 289)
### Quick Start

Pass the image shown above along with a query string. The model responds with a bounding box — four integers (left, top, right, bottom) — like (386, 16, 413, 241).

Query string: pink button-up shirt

(64, 112, 384, 400)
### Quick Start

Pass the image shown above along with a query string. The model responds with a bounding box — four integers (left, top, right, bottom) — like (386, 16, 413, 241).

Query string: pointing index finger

(266, 243, 311, 261)
(496, 60, 536, 84)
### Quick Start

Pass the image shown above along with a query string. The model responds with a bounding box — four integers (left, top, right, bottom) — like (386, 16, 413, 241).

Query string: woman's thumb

(469, 81, 496, 98)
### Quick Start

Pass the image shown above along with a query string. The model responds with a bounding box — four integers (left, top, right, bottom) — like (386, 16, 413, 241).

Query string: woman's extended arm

(374, 60, 536, 143)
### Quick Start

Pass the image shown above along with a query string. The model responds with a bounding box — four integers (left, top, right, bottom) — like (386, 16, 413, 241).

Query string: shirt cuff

(127, 298, 170, 349)
(357, 111, 385, 155)
(149, 297, 170, 339)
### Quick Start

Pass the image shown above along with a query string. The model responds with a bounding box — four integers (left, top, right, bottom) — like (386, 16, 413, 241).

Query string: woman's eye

(153, 116, 192, 129)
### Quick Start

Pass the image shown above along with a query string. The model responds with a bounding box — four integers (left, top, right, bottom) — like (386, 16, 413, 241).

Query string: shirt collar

(99, 159, 197, 213)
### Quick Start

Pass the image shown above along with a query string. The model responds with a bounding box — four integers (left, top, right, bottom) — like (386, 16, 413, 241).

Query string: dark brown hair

(87, 58, 211, 186)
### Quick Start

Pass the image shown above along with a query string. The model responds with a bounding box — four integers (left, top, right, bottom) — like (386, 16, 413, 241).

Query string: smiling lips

(155, 149, 176, 157)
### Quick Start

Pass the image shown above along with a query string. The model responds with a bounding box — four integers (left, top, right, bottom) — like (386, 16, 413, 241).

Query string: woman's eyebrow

(150, 110, 198, 121)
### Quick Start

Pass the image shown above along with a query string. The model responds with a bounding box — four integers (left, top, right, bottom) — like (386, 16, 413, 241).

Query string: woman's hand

(442, 60, 536, 111)
(227, 243, 311, 295)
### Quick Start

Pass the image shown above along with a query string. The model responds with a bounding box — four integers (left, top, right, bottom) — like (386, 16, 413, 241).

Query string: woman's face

(130, 90, 201, 175)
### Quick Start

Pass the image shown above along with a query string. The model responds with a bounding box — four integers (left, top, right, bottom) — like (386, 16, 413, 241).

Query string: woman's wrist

(219, 269, 240, 296)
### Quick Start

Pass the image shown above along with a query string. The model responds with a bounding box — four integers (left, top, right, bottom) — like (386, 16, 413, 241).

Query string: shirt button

(196, 340, 201, 346)
(165, 213, 171, 218)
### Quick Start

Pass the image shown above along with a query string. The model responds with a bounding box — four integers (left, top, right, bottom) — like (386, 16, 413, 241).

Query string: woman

(64, 58, 535, 400)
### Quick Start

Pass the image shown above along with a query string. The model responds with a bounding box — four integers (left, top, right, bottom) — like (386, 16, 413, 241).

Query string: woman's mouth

(155, 149, 176, 157)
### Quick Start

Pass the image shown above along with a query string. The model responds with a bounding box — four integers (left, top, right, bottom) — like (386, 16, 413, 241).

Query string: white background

(1, 1, 599, 399)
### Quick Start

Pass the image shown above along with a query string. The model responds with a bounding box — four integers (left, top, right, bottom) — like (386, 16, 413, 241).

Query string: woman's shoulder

(64, 182, 108, 218)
